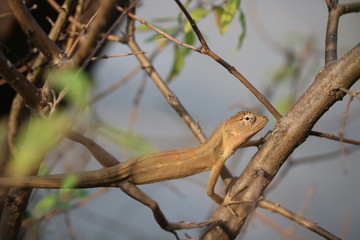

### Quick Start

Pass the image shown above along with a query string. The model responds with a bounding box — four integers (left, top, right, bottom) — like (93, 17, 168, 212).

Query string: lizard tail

(0, 175, 73, 189)
(0, 168, 120, 189)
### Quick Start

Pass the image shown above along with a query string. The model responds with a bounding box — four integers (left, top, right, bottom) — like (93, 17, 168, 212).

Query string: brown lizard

(0, 111, 268, 205)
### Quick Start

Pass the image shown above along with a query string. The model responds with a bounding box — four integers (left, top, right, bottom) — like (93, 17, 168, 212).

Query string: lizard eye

(243, 114, 256, 125)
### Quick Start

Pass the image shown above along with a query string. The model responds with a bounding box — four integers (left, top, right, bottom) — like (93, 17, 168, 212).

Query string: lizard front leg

(206, 161, 225, 205)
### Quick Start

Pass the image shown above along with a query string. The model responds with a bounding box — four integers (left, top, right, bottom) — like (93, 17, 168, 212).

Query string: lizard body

(0, 111, 268, 204)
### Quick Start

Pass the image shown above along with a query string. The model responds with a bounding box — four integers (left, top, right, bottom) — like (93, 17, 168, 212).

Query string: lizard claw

(220, 185, 253, 216)
(222, 197, 258, 217)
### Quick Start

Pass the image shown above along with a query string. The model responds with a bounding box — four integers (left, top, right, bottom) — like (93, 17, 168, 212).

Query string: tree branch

(258, 199, 340, 240)
(63, 0, 116, 69)
(0, 51, 46, 112)
(325, 1, 360, 64)
(203, 43, 360, 239)
(173, 0, 281, 120)
(311, 130, 360, 146)
(6, 0, 65, 66)
(116, 6, 198, 52)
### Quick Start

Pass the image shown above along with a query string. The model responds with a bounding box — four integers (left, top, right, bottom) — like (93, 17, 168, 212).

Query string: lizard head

(220, 111, 268, 157)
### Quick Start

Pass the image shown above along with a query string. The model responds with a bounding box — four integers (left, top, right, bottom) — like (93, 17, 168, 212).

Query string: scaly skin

(0, 111, 268, 204)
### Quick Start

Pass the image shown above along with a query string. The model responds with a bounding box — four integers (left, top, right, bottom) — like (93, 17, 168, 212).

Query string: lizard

(0, 111, 268, 205)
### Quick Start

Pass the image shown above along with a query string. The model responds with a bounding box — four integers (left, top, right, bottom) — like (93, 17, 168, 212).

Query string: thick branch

(0, 52, 46, 112)
(6, 0, 65, 66)
(204, 43, 360, 239)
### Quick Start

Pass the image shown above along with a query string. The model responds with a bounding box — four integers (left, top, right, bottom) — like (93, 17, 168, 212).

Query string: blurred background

(20, 0, 360, 239)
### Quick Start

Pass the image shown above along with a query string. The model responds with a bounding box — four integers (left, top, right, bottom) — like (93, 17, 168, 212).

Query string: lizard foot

(221, 185, 257, 216)
(221, 198, 256, 217)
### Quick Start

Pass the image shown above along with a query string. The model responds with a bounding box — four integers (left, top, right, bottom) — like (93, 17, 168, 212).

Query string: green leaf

(184, 30, 195, 46)
(59, 175, 88, 208)
(33, 194, 57, 218)
(212, 5, 223, 27)
(184, 8, 209, 33)
(137, 25, 151, 32)
(219, 0, 241, 35)
(8, 114, 69, 176)
(167, 45, 185, 82)
(275, 95, 292, 114)
(236, 9, 246, 49)
(183, 31, 196, 55)
(48, 68, 91, 109)
(61, 174, 79, 189)
(38, 165, 50, 176)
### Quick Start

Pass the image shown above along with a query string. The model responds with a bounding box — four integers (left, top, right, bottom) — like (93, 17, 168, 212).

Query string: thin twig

(120, 1, 281, 120)
(78, 0, 141, 70)
(91, 51, 147, 61)
(338, 89, 360, 140)
(173, 0, 281, 120)
(309, 87, 360, 145)
(254, 211, 303, 240)
(91, 30, 175, 104)
(66, 8, 101, 58)
(310, 130, 360, 146)
(339, 88, 360, 101)
(46, 0, 84, 28)
(124, 10, 206, 143)
(258, 199, 341, 240)
(174, 0, 208, 49)
(63, 0, 116, 69)
(116, 6, 198, 52)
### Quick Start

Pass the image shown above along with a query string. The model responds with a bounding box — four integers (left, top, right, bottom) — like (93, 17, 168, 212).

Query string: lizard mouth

(249, 115, 268, 136)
